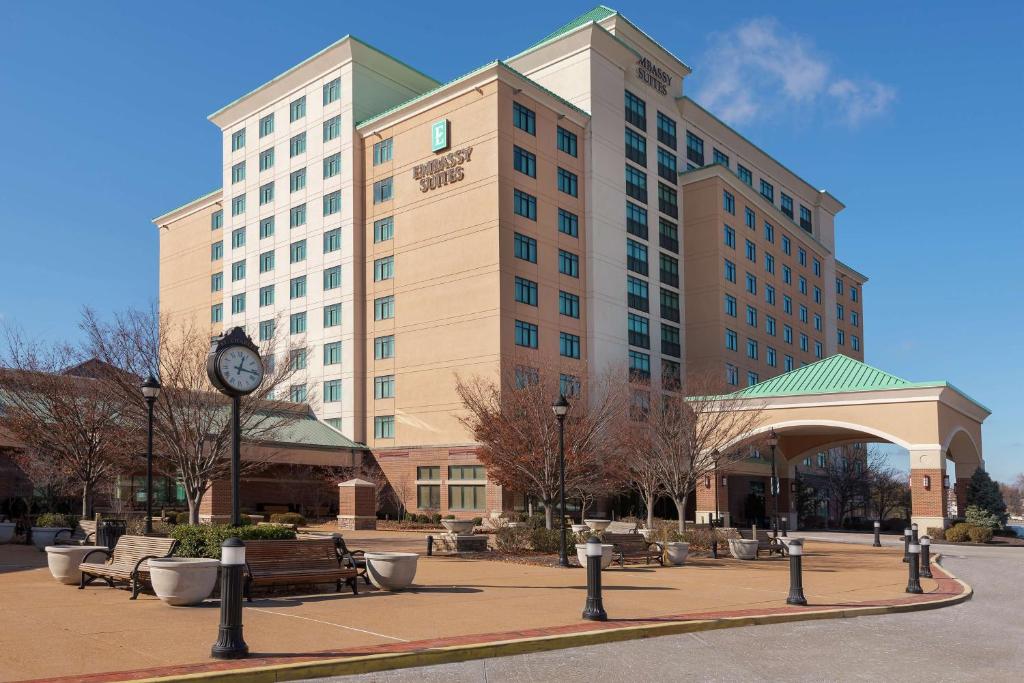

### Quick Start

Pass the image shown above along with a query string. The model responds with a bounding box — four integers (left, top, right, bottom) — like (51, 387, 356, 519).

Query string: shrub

(529, 527, 567, 554)
(404, 512, 416, 522)
(471, 517, 483, 526)
(269, 512, 307, 526)
(964, 506, 1000, 531)
(176, 511, 192, 525)
(171, 523, 297, 559)
(945, 523, 972, 543)
(415, 514, 430, 524)
(494, 525, 531, 554)
(35, 513, 73, 528)
(443, 514, 456, 520)
(925, 526, 946, 540)
(967, 525, 993, 543)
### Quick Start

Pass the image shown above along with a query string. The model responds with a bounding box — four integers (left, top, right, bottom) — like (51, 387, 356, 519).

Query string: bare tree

(819, 444, 890, 526)
(869, 462, 910, 521)
(82, 307, 305, 523)
(455, 358, 627, 529)
(616, 409, 665, 530)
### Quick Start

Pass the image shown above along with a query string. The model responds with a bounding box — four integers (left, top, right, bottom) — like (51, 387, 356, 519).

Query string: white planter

(0, 522, 16, 544)
(441, 519, 475, 534)
(584, 519, 611, 533)
(365, 552, 419, 591)
(575, 543, 614, 570)
(728, 538, 759, 560)
(149, 558, 220, 606)
(45, 545, 107, 584)
(32, 527, 70, 551)
(571, 524, 590, 534)
(665, 541, 689, 566)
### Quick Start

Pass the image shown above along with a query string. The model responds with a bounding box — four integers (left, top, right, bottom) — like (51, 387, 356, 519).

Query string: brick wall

(910, 469, 947, 518)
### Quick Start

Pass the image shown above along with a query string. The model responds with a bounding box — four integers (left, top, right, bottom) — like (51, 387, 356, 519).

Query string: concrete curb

(120, 555, 971, 683)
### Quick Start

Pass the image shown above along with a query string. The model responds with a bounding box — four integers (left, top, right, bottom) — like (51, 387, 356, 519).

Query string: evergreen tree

(965, 467, 1007, 525)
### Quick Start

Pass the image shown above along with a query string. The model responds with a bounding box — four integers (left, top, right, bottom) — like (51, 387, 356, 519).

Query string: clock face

(216, 346, 264, 394)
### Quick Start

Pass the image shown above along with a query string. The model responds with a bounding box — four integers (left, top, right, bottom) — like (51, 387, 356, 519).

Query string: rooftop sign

(636, 56, 671, 96)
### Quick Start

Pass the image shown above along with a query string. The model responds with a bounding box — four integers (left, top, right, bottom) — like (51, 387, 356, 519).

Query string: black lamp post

(711, 450, 721, 559)
(552, 394, 570, 569)
(140, 374, 161, 536)
(768, 430, 780, 538)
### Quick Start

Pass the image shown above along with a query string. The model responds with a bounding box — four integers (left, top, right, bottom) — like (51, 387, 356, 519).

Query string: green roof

(255, 413, 366, 450)
(735, 354, 927, 398)
(529, 5, 617, 49)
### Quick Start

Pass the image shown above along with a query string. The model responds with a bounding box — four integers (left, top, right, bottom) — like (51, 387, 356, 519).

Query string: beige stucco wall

(157, 196, 222, 340)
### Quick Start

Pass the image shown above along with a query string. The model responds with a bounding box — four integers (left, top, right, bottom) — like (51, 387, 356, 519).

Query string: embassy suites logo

(636, 56, 671, 95)
(412, 118, 474, 192)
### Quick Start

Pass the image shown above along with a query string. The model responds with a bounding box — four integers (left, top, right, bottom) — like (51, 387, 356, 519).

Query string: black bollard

(905, 542, 923, 594)
(920, 536, 933, 579)
(911, 522, 919, 545)
(786, 539, 807, 605)
(872, 520, 882, 547)
(710, 522, 718, 559)
(903, 527, 912, 562)
(426, 535, 434, 556)
(582, 536, 607, 621)
(211, 537, 249, 659)
(781, 518, 788, 538)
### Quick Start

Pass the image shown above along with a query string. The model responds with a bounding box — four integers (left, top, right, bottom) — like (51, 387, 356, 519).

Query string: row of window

(836, 277, 861, 302)
(512, 101, 579, 159)
(726, 326, 823, 361)
(229, 79, 341, 153)
(513, 320, 582, 359)
(512, 146, 579, 197)
(513, 276, 581, 318)
(416, 483, 485, 511)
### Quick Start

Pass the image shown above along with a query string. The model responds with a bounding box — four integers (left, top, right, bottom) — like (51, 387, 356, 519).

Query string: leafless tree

(869, 462, 910, 521)
(819, 444, 895, 526)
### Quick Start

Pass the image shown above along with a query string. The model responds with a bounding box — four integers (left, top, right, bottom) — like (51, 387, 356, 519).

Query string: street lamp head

(767, 430, 779, 447)
(141, 374, 162, 402)
(551, 394, 570, 419)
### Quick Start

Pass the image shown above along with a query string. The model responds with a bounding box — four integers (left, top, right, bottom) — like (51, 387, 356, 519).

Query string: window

(799, 304, 808, 323)
(660, 288, 680, 322)
(627, 276, 648, 312)
(765, 253, 775, 275)
(814, 286, 822, 304)
(723, 190, 735, 214)
(558, 209, 578, 237)
(560, 373, 581, 397)
(374, 295, 395, 320)
(764, 222, 775, 243)
(656, 112, 676, 149)
(323, 228, 340, 253)
(837, 329, 846, 346)
(725, 363, 739, 386)
(725, 294, 737, 317)
(783, 295, 792, 314)
(514, 276, 538, 306)
(798, 248, 807, 267)
(624, 90, 646, 130)
(259, 217, 274, 239)
(513, 146, 536, 177)
(290, 239, 306, 263)
(557, 168, 578, 197)
(746, 305, 758, 328)
(323, 266, 341, 290)
(259, 250, 274, 273)
(372, 217, 394, 243)
(374, 335, 395, 359)
(781, 193, 793, 218)
(259, 319, 275, 341)
(231, 194, 245, 216)
(685, 131, 704, 165)
(290, 132, 306, 157)
(211, 210, 223, 230)
(627, 239, 648, 275)
(321, 379, 341, 403)
(290, 203, 306, 228)
(713, 148, 729, 167)
(629, 350, 650, 379)
(231, 293, 245, 314)
(323, 77, 340, 104)
(259, 285, 274, 307)
(374, 256, 394, 281)
(662, 323, 681, 358)
(659, 253, 679, 288)
(852, 335, 861, 351)
(760, 179, 774, 203)
(627, 313, 649, 348)
(211, 272, 223, 292)
(259, 113, 274, 137)
(290, 384, 307, 403)
(211, 304, 223, 323)
(725, 328, 738, 351)
(417, 484, 440, 510)
(323, 190, 341, 216)
(229, 227, 245, 249)
(258, 182, 274, 205)
(512, 102, 535, 134)
(766, 315, 776, 336)
(783, 265, 792, 284)
(514, 233, 537, 262)
(289, 95, 306, 122)
(448, 483, 484, 510)
(724, 258, 736, 283)
(851, 286, 859, 302)
(785, 355, 794, 371)
(323, 115, 340, 142)
(784, 325, 793, 344)
(515, 365, 540, 387)
(625, 165, 647, 202)
(513, 189, 537, 220)
(557, 126, 577, 156)
(746, 272, 757, 294)
(558, 250, 579, 277)
(323, 152, 340, 178)
(373, 138, 393, 165)
(514, 320, 538, 348)
(560, 332, 581, 358)
(737, 164, 752, 186)
(231, 259, 245, 281)
(374, 416, 395, 439)
(230, 129, 246, 153)
(657, 183, 678, 218)
(814, 314, 822, 331)
(814, 341, 823, 359)
(747, 338, 759, 360)
(851, 311, 859, 327)
(624, 127, 647, 165)
(373, 177, 393, 204)
(766, 284, 776, 305)
(290, 275, 306, 299)
(323, 342, 342, 365)
(231, 162, 245, 184)
(800, 206, 813, 232)
(289, 168, 306, 193)
(289, 312, 306, 334)
(374, 375, 395, 400)
(290, 348, 307, 370)
(259, 148, 274, 172)
(746, 239, 756, 262)
(626, 202, 648, 239)
(782, 235, 791, 255)
(323, 304, 341, 327)
(800, 333, 809, 352)
(743, 208, 754, 230)
(747, 371, 759, 386)
(559, 290, 580, 318)
(724, 225, 736, 248)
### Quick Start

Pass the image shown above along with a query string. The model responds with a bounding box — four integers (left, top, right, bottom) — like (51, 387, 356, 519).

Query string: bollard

(872, 520, 881, 547)
(785, 539, 807, 605)
(710, 526, 718, 559)
(582, 536, 607, 621)
(920, 536, 933, 579)
(911, 522, 919, 545)
(426, 535, 434, 556)
(903, 527, 912, 562)
(905, 542, 923, 594)
(211, 537, 249, 659)
(781, 518, 788, 538)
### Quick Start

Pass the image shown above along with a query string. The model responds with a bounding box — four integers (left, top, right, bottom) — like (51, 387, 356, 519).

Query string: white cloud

(694, 18, 895, 127)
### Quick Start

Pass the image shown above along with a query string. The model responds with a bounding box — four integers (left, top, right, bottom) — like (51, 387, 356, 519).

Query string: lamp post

(711, 450, 721, 559)
(551, 394, 570, 569)
(140, 375, 161, 536)
(768, 430, 780, 538)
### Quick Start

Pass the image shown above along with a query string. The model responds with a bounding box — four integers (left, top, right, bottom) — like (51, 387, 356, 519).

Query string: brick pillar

(909, 447, 948, 531)
(696, 471, 730, 526)
(953, 478, 969, 518)
(337, 479, 377, 530)
(198, 479, 232, 524)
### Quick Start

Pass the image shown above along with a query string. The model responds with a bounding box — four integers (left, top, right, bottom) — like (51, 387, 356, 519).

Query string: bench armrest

(85, 531, 96, 543)
(131, 554, 164, 578)
(82, 548, 111, 564)
(53, 528, 74, 541)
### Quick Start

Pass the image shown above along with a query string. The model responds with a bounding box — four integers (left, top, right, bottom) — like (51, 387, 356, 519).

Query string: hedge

(171, 523, 297, 559)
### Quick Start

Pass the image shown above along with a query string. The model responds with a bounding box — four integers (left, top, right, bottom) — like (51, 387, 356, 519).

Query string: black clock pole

(231, 394, 241, 528)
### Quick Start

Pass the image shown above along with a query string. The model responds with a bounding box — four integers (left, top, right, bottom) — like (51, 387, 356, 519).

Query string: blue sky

(1, 2, 1021, 481)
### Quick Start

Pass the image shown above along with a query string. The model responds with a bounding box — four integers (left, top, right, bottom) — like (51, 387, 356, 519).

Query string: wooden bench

(334, 535, 370, 586)
(243, 538, 359, 600)
(603, 532, 664, 567)
(78, 535, 178, 598)
(742, 527, 786, 557)
(55, 520, 97, 546)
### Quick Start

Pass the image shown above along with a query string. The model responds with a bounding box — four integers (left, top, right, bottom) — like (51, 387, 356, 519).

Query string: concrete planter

(365, 552, 419, 591)
(441, 519, 475, 534)
(0, 522, 16, 544)
(45, 545, 107, 584)
(575, 543, 614, 570)
(571, 524, 590, 535)
(32, 527, 70, 551)
(728, 538, 759, 560)
(149, 557, 220, 606)
(664, 541, 689, 566)
(584, 519, 611, 533)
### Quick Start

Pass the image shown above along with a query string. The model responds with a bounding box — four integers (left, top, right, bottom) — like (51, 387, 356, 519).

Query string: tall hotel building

(154, 7, 866, 519)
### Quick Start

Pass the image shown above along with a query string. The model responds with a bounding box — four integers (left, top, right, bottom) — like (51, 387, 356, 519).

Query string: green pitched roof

(735, 354, 923, 398)
(255, 413, 366, 450)
(529, 5, 617, 49)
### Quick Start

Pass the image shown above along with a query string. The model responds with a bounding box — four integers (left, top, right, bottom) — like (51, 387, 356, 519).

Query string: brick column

(953, 478, 969, 518)
(337, 479, 377, 530)
(696, 471, 730, 526)
(909, 448, 947, 531)
(199, 479, 232, 524)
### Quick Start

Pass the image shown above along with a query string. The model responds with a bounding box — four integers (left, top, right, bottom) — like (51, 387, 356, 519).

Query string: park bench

(54, 520, 97, 546)
(243, 538, 359, 600)
(78, 535, 178, 598)
(743, 526, 786, 557)
(603, 532, 664, 567)
(334, 535, 370, 586)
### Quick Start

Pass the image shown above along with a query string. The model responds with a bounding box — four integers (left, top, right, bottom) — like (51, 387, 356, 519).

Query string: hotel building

(154, 6, 868, 522)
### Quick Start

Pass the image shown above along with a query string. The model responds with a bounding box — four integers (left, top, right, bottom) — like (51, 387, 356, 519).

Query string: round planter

(149, 557, 220, 606)
(0, 522, 16, 544)
(45, 545, 107, 584)
(575, 543, 614, 570)
(570, 524, 590, 534)
(441, 519, 475, 535)
(365, 552, 419, 591)
(664, 541, 689, 566)
(32, 527, 70, 551)
(728, 538, 759, 560)
(584, 519, 611, 533)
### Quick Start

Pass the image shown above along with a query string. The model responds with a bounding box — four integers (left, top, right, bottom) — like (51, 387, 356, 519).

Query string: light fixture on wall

(721, 476, 728, 487)
(943, 474, 951, 489)
(704, 475, 711, 489)
(923, 475, 932, 490)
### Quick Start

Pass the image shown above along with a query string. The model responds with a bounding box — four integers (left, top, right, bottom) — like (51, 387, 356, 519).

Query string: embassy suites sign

(412, 118, 474, 193)
(636, 56, 672, 96)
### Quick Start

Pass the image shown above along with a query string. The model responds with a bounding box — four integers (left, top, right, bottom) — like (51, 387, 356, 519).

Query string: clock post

(206, 326, 264, 660)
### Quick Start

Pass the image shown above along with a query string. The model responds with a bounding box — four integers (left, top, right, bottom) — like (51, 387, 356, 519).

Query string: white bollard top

(920, 536, 931, 546)
(908, 543, 921, 554)
(874, 521, 880, 528)
(904, 528, 913, 536)
(788, 540, 803, 556)
(586, 537, 604, 556)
